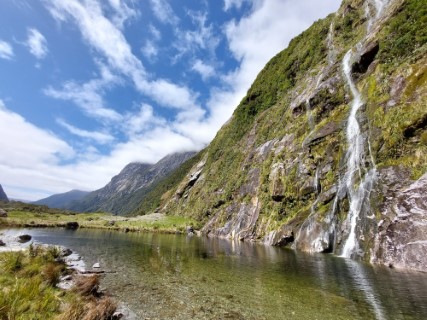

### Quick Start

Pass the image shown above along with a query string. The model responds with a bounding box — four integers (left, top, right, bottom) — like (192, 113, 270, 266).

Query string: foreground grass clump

(0, 246, 116, 320)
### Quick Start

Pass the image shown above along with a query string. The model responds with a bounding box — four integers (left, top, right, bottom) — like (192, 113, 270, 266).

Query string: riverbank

(0, 210, 200, 234)
(0, 242, 118, 319)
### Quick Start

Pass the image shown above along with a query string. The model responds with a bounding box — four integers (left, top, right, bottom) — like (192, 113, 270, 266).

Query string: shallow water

(3, 228, 427, 320)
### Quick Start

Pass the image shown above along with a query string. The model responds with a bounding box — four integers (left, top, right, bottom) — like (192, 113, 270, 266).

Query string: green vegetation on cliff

(149, 0, 426, 262)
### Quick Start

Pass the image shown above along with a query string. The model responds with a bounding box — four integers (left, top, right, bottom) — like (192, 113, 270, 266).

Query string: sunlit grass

(0, 209, 200, 234)
(0, 247, 117, 320)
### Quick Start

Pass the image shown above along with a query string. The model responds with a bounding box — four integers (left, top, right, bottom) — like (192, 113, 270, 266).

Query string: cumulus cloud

(0, 40, 14, 60)
(57, 118, 114, 144)
(26, 28, 48, 59)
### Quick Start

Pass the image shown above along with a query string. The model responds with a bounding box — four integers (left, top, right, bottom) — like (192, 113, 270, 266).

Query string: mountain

(32, 190, 89, 209)
(147, 0, 426, 271)
(0, 184, 9, 202)
(69, 151, 196, 215)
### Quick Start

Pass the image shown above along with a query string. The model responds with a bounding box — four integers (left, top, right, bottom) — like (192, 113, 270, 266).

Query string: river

(2, 228, 427, 319)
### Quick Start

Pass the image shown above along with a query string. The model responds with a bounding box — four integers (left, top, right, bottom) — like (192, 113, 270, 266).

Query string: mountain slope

(157, 0, 427, 271)
(32, 190, 89, 209)
(0, 184, 9, 202)
(70, 152, 196, 215)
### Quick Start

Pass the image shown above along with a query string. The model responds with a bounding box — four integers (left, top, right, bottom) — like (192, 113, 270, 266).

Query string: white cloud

(1, 0, 341, 201)
(192, 59, 215, 81)
(45, 0, 199, 112)
(149, 0, 179, 25)
(124, 104, 166, 136)
(44, 63, 122, 122)
(149, 24, 161, 41)
(107, 0, 139, 28)
(0, 40, 14, 60)
(0, 100, 74, 167)
(223, 0, 248, 11)
(57, 118, 114, 144)
(173, 11, 220, 62)
(141, 40, 158, 60)
(26, 28, 48, 59)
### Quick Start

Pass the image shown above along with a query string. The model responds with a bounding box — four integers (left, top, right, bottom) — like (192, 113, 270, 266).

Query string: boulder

(0, 239, 5, 246)
(0, 208, 7, 217)
(65, 222, 79, 230)
(186, 226, 194, 235)
(61, 248, 73, 257)
(106, 220, 116, 226)
(92, 262, 100, 268)
(18, 234, 32, 243)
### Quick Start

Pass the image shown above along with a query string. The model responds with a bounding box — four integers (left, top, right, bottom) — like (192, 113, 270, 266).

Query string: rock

(0, 239, 5, 246)
(186, 226, 194, 234)
(0, 208, 7, 217)
(124, 228, 130, 233)
(92, 262, 100, 268)
(65, 222, 79, 230)
(351, 41, 379, 74)
(303, 121, 340, 146)
(61, 248, 73, 257)
(372, 171, 427, 272)
(112, 312, 124, 320)
(18, 234, 32, 243)
(106, 220, 116, 226)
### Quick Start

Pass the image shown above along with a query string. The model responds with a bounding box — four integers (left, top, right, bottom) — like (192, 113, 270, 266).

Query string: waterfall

(339, 0, 389, 258)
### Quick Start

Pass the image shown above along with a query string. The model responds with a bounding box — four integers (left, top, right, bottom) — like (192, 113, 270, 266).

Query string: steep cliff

(160, 0, 427, 271)
(70, 152, 196, 215)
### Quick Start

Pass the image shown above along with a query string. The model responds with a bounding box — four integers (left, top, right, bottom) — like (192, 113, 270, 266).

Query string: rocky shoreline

(0, 229, 137, 319)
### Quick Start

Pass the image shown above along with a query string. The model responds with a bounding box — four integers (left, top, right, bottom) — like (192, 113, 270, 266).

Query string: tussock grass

(73, 275, 100, 297)
(0, 247, 117, 320)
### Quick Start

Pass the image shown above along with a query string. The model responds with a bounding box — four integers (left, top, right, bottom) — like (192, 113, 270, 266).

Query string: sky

(0, 0, 341, 201)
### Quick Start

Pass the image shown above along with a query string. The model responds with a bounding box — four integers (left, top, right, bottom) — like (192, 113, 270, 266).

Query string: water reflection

(4, 228, 427, 320)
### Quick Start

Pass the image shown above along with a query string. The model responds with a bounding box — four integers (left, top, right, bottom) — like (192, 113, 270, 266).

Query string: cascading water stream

(339, 0, 389, 258)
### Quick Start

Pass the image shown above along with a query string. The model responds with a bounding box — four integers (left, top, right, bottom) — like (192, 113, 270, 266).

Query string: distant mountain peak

(0, 184, 9, 202)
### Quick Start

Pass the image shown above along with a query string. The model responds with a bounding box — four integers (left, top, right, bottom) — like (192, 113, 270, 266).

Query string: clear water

(4, 228, 427, 320)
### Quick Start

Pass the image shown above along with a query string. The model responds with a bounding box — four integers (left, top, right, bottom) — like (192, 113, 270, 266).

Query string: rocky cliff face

(0, 184, 9, 202)
(162, 0, 427, 271)
(70, 152, 196, 215)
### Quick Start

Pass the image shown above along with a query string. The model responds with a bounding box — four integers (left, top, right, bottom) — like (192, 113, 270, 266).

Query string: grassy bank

(0, 209, 201, 234)
(0, 246, 116, 320)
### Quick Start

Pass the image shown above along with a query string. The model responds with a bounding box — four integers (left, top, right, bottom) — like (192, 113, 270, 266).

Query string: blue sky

(0, 0, 340, 201)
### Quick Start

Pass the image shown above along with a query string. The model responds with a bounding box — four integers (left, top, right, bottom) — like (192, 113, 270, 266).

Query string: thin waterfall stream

(340, 0, 388, 258)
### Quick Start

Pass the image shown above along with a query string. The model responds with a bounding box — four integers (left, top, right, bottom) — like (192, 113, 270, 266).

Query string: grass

(0, 247, 118, 320)
(0, 207, 201, 234)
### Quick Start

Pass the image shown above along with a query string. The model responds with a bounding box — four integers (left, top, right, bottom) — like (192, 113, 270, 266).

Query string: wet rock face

(372, 168, 427, 272)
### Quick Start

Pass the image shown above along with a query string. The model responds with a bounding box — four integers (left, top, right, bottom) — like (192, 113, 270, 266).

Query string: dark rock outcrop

(65, 222, 79, 230)
(18, 234, 32, 243)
